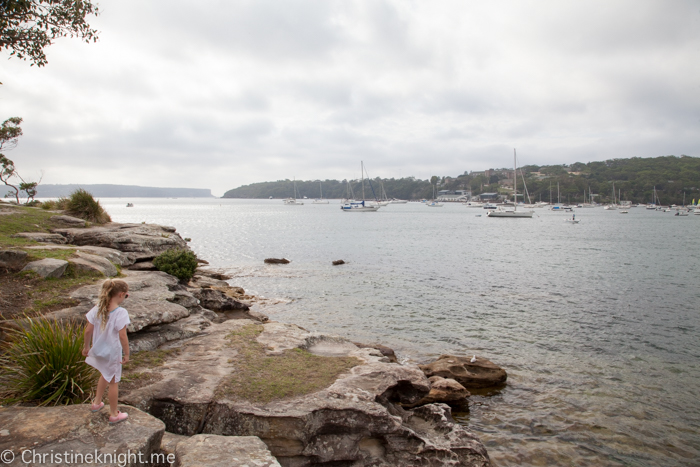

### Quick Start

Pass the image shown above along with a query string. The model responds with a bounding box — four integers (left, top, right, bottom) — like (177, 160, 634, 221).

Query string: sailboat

(619, 187, 629, 213)
(550, 182, 572, 211)
(676, 193, 689, 216)
(312, 181, 329, 204)
(426, 183, 444, 207)
(283, 178, 304, 205)
(487, 150, 534, 218)
(646, 187, 659, 209)
(604, 182, 618, 210)
(341, 162, 380, 212)
(372, 181, 391, 206)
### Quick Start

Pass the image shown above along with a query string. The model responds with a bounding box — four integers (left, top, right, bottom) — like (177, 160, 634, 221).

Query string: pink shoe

(90, 402, 104, 412)
(108, 411, 128, 424)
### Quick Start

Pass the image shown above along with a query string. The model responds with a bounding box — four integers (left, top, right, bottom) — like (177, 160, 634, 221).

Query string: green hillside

(223, 178, 435, 201)
(223, 155, 700, 204)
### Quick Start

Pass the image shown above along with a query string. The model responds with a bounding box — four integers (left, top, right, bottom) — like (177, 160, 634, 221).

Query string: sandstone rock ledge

(119, 319, 491, 467)
(0, 405, 164, 467)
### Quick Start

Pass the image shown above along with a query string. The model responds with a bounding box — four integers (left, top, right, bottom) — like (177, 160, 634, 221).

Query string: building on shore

(436, 190, 471, 202)
(478, 192, 500, 201)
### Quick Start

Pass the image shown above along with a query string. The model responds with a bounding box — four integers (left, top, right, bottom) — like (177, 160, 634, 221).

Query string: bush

(153, 248, 198, 281)
(40, 200, 56, 210)
(0, 316, 98, 405)
(63, 189, 111, 223)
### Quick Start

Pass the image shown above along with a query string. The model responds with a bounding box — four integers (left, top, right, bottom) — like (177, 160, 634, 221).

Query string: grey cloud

(1, 0, 698, 196)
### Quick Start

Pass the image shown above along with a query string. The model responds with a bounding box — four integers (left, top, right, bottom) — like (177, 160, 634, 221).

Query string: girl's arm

(82, 323, 94, 357)
(119, 326, 130, 364)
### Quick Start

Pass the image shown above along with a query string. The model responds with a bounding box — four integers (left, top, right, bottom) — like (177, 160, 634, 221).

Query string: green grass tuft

(0, 316, 98, 405)
(63, 189, 111, 224)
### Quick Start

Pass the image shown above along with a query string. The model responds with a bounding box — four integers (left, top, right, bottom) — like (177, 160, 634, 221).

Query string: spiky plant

(64, 189, 111, 223)
(0, 316, 98, 405)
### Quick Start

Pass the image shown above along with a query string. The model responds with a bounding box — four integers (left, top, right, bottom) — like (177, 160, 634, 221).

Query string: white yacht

(312, 181, 329, 204)
(341, 162, 381, 212)
(284, 178, 304, 205)
(487, 150, 534, 218)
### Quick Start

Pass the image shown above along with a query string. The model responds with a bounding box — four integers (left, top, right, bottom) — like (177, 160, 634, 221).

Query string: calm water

(101, 198, 700, 467)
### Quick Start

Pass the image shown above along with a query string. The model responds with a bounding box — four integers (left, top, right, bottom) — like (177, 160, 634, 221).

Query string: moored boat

(487, 150, 534, 218)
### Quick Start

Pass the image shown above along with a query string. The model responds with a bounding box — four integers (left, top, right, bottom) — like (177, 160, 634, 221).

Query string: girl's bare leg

(94, 376, 108, 406)
(108, 376, 119, 417)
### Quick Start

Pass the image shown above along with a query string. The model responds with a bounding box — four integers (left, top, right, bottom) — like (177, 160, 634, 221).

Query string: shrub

(0, 316, 98, 405)
(63, 189, 111, 223)
(153, 248, 198, 281)
(55, 197, 69, 210)
(40, 200, 56, 210)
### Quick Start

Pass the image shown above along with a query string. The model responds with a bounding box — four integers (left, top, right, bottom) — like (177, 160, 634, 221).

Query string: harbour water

(102, 198, 700, 466)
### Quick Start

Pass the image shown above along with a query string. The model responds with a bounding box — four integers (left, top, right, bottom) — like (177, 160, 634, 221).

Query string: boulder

(21, 258, 68, 279)
(70, 251, 118, 277)
(159, 432, 187, 461)
(47, 271, 192, 333)
(50, 214, 87, 225)
(189, 275, 230, 288)
(0, 249, 28, 271)
(419, 355, 507, 389)
(195, 268, 232, 280)
(264, 258, 289, 264)
(353, 342, 398, 363)
(77, 246, 136, 267)
(170, 290, 200, 309)
(128, 312, 213, 353)
(11, 232, 67, 244)
(128, 261, 157, 271)
(174, 434, 281, 467)
(405, 376, 471, 408)
(192, 288, 249, 312)
(332, 259, 345, 265)
(119, 320, 491, 466)
(0, 404, 164, 467)
(52, 223, 188, 261)
(189, 288, 266, 323)
(26, 245, 135, 267)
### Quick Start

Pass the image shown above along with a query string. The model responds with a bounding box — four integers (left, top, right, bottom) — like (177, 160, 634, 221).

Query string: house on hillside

(436, 190, 471, 202)
(479, 192, 500, 201)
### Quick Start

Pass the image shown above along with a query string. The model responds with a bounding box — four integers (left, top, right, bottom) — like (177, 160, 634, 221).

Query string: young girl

(82, 279, 131, 424)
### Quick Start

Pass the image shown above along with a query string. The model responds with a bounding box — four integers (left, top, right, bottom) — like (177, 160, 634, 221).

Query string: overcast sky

(2, 0, 699, 196)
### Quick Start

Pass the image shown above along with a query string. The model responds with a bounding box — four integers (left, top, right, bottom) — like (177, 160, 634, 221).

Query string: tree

(0, 116, 40, 204)
(1, 0, 99, 67)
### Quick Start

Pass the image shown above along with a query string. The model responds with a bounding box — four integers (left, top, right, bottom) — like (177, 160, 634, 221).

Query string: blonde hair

(97, 279, 129, 330)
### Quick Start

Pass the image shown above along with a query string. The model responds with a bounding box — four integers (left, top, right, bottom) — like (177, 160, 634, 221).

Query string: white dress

(85, 306, 130, 383)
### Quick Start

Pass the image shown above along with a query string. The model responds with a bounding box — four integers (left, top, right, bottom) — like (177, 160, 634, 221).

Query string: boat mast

(361, 161, 365, 201)
(612, 182, 615, 205)
(513, 149, 517, 211)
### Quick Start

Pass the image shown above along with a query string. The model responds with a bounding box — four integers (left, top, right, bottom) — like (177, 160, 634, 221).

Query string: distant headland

(37, 184, 214, 198)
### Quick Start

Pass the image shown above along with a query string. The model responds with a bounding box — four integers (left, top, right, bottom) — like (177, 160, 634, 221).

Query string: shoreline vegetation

(0, 193, 497, 466)
(223, 155, 700, 205)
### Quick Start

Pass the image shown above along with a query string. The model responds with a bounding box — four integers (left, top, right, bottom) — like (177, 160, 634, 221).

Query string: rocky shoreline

(0, 215, 505, 466)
